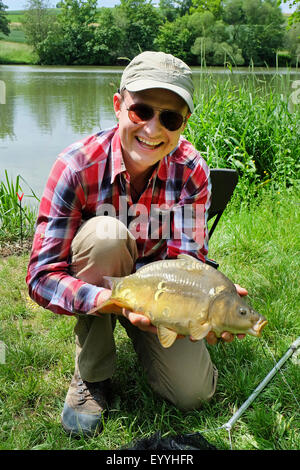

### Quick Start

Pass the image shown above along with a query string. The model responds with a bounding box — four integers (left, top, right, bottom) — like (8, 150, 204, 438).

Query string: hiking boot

(61, 372, 111, 437)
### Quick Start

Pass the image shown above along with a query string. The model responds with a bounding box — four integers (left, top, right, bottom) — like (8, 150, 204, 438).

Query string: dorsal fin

(178, 254, 199, 262)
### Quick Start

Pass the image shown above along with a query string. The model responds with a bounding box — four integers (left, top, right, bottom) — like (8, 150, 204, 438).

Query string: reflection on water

(0, 65, 299, 201)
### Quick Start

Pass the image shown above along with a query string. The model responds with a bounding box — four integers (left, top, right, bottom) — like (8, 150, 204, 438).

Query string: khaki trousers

(70, 216, 218, 410)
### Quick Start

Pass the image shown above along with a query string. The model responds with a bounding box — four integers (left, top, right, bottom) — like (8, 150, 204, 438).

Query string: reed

(0, 170, 39, 242)
(184, 70, 300, 201)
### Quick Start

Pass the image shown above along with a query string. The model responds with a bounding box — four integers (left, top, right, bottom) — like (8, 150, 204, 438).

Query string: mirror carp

(88, 254, 267, 348)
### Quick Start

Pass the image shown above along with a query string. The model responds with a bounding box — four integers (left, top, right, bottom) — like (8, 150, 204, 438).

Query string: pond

(0, 64, 299, 204)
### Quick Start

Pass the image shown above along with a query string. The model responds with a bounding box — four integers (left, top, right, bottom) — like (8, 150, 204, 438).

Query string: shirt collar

(110, 126, 126, 184)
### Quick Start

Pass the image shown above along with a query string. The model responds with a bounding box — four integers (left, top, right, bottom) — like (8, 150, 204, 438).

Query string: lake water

(0, 65, 299, 204)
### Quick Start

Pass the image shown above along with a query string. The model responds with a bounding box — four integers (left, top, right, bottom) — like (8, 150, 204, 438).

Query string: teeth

(137, 137, 161, 147)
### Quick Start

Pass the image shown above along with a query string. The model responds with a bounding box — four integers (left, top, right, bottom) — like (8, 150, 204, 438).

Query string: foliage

(15, 0, 298, 66)
(114, 0, 162, 59)
(23, 0, 55, 50)
(278, 0, 300, 27)
(154, 14, 194, 63)
(0, 171, 39, 241)
(0, 0, 9, 36)
(184, 73, 300, 196)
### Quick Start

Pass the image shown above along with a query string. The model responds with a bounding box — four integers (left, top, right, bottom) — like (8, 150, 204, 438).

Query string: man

(26, 51, 246, 437)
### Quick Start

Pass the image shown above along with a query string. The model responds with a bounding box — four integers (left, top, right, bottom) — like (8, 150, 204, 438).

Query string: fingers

(205, 331, 246, 345)
(122, 309, 157, 334)
(234, 284, 248, 297)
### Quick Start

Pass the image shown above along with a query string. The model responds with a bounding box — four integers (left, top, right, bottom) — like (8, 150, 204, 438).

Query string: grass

(0, 40, 36, 64)
(0, 171, 39, 242)
(0, 185, 299, 450)
(184, 72, 300, 200)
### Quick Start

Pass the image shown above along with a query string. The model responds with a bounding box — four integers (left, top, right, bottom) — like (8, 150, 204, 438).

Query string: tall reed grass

(184, 71, 300, 201)
(0, 170, 39, 242)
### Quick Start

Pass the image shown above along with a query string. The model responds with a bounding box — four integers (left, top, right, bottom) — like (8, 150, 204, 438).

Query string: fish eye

(239, 307, 248, 316)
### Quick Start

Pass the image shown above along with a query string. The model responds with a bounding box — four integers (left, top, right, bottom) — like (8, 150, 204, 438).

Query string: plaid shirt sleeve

(26, 155, 103, 316)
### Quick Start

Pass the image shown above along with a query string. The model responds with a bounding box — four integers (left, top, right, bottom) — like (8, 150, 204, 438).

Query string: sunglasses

(125, 101, 188, 132)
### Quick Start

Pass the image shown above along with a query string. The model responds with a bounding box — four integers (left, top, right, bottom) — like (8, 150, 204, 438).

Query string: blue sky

(5, 0, 297, 13)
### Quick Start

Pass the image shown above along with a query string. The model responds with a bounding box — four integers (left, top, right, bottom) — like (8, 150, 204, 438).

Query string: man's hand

(205, 283, 248, 345)
(122, 309, 158, 334)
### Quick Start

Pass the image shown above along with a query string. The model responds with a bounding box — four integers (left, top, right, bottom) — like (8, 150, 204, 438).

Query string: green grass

(0, 171, 39, 242)
(0, 40, 36, 64)
(184, 72, 300, 200)
(0, 185, 299, 450)
(0, 29, 27, 44)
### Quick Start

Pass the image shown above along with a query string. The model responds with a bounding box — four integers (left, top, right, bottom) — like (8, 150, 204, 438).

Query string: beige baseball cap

(120, 51, 194, 113)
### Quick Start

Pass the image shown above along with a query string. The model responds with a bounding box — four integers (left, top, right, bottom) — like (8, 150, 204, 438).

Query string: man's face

(113, 88, 189, 176)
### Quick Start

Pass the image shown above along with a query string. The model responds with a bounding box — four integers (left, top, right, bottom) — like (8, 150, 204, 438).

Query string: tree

(190, 0, 222, 17)
(278, 0, 300, 27)
(159, 0, 179, 22)
(23, 0, 54, 49)
(155, 14, 195, 63)
(114, 0, 162, 59)
(222, 0, 245, 24)
(36, 0, 98, 65)
(0, 1, 9, 37)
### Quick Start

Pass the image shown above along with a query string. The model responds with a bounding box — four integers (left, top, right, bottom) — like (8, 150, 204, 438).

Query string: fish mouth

(248, 317, 268, 336)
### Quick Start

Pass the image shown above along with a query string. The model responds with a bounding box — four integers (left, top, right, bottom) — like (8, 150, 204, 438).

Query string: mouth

(136, 136, 163, 150)
(248, 317, 268, 336)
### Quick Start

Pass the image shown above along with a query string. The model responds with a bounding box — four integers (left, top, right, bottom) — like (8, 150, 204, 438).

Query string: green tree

(187, 10, 215, 36)
(154, 14, 195, 63)
(115, 0, 162, 59)
(37, 0, 98, 64)
(159, 0, 179, 22)
(222, 0, 245, 24)
(278, 0, 300, 27)
(0, 1, 9, 37)
(93, 8, 124, 64)
(191, 0, 222, 17)
(23, 0, 54, 49)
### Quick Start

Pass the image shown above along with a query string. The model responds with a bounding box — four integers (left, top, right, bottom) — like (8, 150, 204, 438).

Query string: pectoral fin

(157, 326, 178, 348)
(189, 321, 211, 340)
(87, 299, 127, 316)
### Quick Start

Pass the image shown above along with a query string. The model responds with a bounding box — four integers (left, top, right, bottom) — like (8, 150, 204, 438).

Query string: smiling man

(27, 51, 246, 438)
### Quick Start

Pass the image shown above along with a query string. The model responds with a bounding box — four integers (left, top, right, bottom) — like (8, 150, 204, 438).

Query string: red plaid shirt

(26, 126, 211, 316)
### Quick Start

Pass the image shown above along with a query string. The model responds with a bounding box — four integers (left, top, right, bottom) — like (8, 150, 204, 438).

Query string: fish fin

(87, 299, 126, 316)
(189, 321, 211, 340)
(178, 254, 198, 262)
(157, 326, 178, 348)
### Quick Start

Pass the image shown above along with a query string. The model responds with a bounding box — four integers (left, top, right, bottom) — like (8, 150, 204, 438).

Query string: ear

(181, 112, 191, 132)
(113, 92, 122, 119)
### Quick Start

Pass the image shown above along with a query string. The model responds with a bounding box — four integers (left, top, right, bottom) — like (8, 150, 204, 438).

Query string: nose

(143, 110, 163, 134)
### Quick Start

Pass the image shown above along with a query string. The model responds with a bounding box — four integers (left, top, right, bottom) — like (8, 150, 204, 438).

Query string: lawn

(0, 40, 35, 64)
(0, 185, 299, 450)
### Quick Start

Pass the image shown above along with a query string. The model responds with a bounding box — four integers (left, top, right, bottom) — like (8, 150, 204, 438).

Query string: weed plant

(0, 170, 39, 242)
(184, 71, 300, 201)
(0, 186, 299, 450)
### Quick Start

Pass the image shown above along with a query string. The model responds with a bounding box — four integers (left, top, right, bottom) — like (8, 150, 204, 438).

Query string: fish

(88, 254, 268, 348)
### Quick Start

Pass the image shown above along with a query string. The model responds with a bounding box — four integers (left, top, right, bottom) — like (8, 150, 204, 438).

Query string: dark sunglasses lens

(128, 103, 154, 123)
(160, 111, 183, 131)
